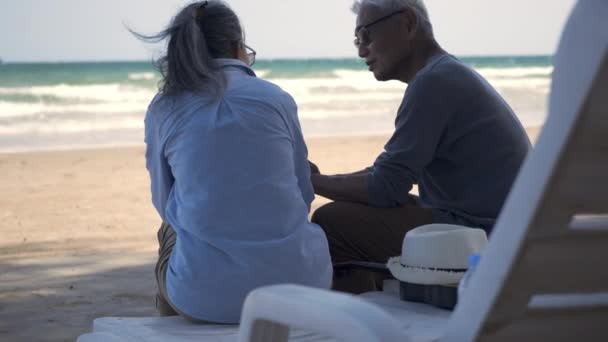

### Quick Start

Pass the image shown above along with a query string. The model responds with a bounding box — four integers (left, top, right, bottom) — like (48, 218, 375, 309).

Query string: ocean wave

(268, 74, 405, 101)
(476, 66, 553, 78)
(0, 101, 149, 118)
(0, 93, 104, 105)
(0, 83, 155, 117)
(0, 77, 547, 122)
(263, 66, 553, 81)
(0, 65, 550, 137)
(254, 69, 271, 78)
(488, 77, 551, 89)
(342, 66, 555, 80)
(0, 107, 392, 134)
(128, 72, 157, 81)
(0, 117, 145, 135)
(0, 83, 154, 101)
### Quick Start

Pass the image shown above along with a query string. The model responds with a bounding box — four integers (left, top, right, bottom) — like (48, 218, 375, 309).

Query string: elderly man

(310, 0, 531, 293)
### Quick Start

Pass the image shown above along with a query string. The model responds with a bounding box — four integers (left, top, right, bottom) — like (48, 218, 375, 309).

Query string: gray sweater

(367, 54, 531, 233)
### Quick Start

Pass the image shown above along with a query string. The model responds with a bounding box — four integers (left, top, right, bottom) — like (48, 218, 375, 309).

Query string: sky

(0, 0, 576, 62)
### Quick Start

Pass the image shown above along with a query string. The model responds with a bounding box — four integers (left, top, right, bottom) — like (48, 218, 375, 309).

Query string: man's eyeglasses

(354, 10, 405, 48)
(243, 43, 256, 66)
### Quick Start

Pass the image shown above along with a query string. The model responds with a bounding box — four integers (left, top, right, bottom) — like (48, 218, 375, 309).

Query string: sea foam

(0, 60, 551, 150)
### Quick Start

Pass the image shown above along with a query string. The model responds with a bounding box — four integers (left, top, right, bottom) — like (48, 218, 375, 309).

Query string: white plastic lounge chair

(77, 1, 608, 341)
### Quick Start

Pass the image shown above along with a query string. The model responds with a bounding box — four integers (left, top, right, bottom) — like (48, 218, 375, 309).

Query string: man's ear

(402, 8, 419, 39)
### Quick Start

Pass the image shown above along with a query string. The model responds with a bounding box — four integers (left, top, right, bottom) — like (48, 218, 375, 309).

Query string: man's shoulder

(410, 55, 484, 94)
(419, 55, 473, 81)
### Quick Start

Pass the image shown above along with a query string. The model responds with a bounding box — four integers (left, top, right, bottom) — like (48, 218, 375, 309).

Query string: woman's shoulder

(147, 92, 206, 115)
(230, 74, 295, 105)
(145, 92, 206, 132)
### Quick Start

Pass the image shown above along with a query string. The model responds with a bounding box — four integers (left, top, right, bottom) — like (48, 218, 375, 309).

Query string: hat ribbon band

(400, 263, 468, 272)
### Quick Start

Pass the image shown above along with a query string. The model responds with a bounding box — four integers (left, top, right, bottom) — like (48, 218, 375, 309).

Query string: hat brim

(387, 257, 465, 285)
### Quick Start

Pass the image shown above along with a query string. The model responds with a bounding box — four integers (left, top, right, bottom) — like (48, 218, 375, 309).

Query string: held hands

(308, 160, 321, 175)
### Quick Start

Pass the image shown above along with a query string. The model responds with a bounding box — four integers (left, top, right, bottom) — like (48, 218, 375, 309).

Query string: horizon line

(0, 53, 553, 65)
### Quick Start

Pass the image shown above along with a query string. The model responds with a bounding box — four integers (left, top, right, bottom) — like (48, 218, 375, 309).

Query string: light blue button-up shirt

(145, 59, 332, 323)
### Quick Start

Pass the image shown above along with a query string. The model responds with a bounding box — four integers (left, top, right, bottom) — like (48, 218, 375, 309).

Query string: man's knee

(312, 201, 375, 245)
(311, 201, 351, 232)
(312, 202, 363, 263)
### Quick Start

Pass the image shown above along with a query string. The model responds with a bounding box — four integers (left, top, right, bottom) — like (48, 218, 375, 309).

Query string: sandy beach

(0, 129, 539, 341)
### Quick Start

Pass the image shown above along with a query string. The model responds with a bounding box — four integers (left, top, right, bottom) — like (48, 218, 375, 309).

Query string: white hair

(352, 0, 433, 35)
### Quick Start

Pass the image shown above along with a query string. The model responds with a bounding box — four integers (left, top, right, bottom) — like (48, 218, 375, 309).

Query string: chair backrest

(443, 1, 608, 341)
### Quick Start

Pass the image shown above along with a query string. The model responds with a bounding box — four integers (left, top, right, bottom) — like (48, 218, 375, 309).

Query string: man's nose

(358, 44, 369, 58)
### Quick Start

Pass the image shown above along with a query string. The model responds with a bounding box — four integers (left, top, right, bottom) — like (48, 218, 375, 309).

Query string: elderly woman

(138, 0, 331, 323)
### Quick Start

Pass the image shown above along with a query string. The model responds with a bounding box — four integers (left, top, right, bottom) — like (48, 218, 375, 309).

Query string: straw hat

(387, 224, 488, 285)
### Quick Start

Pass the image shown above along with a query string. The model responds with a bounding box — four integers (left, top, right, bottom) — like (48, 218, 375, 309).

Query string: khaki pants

(155, 222, 214, 324)
(311, 197, 433, 294)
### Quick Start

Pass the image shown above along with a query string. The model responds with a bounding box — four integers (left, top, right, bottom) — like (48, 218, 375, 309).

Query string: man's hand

(309, 160, 321, 175)
(311, 172, 369, 204)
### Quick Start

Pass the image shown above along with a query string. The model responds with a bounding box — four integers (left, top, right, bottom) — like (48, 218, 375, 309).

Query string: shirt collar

(215, 58, 257, 77)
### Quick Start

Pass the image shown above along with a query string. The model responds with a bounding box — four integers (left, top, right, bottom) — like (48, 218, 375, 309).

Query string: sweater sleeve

(368, 71, 454, 207)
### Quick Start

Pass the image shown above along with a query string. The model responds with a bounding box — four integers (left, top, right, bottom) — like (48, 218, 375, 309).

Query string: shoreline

(0, 125, 541, 155)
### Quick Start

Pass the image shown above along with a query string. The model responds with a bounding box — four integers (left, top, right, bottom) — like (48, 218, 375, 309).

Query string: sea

(0, 56, 552, 153)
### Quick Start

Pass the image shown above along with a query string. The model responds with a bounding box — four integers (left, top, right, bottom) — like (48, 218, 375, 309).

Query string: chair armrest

(238, 284, 407, 342)
(76, 332, 129, 342)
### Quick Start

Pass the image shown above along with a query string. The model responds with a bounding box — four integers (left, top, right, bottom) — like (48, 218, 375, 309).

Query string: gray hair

(131, 1, 243, 96)
(352, 0, 433, 35)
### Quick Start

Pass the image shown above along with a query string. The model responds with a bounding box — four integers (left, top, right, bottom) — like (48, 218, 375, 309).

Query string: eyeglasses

(354, 10, 405, 48)
(243, 43, 256, 66)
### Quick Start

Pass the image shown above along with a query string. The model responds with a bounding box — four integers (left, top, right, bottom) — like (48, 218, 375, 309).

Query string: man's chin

(372, 70, 390, 81)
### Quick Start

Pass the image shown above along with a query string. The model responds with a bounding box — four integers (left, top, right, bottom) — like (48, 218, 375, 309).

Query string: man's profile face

(356, 5, 411, 81)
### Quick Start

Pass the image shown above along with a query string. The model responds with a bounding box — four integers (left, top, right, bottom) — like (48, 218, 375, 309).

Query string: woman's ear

(230, 42, 247, 64)
(236, 43, 250, 64)
(230, 42, 241, 59)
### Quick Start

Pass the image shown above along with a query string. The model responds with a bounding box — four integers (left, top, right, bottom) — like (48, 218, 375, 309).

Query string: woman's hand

(309, 160, 321, 175)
